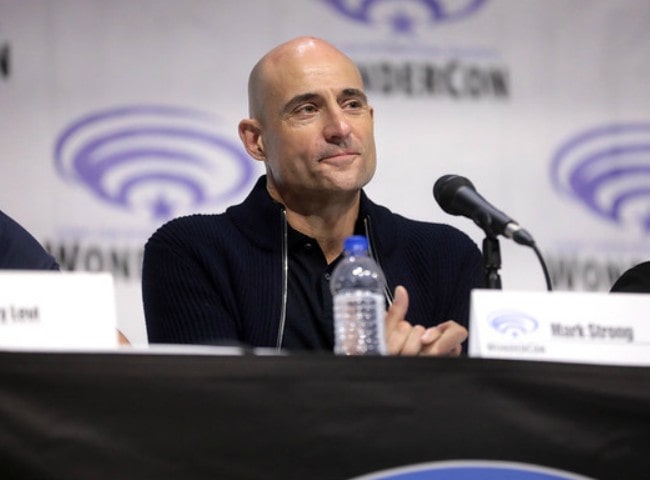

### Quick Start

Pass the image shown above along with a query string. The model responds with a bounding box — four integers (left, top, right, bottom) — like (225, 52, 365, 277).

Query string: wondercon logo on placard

(550, 122, 650, 234)
(321, 0, 488, 34)
(54, 105, 255, 220)
(488, 310, 538, 338)
(349, 460, 595, 480)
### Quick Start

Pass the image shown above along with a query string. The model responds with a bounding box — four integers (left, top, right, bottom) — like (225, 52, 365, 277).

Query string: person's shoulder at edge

(610, 261, 650, 294)
(0, 209, 59, 271)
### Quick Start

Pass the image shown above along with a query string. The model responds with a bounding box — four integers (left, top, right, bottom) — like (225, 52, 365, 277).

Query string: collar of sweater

(227, 175, 398, 255)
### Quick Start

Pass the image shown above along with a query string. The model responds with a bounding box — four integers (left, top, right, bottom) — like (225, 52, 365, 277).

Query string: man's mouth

(319, 151, 360, 162)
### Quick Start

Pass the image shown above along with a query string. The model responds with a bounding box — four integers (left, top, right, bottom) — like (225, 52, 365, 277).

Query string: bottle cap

(343, 235, 368, 255)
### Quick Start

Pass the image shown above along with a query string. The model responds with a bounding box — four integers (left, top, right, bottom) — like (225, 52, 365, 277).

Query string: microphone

(433, 174, 535, 247)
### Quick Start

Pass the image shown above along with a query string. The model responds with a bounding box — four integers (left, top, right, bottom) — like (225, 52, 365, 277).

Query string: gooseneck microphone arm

(433, 174, 553, 291)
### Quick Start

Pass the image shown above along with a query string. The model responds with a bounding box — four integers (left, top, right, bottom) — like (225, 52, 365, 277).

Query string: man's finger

(385, 285, 408, 332)
(401, 324, 426, 356)
(387, 320, 411, 355)
(421, 321, 468, 356)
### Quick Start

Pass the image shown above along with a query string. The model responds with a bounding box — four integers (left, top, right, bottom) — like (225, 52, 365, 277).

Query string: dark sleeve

(141, 220, 240, 345)
(446, 236, 485, 330)
(0, 210, 60, 271)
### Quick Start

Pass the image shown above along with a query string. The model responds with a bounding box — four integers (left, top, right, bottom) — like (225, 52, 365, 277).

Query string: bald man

(142, 36, 484, 355)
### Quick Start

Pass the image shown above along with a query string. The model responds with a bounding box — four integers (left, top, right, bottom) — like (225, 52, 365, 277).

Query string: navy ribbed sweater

(0, 210, 59, 270)
(142, 176, 485, 349)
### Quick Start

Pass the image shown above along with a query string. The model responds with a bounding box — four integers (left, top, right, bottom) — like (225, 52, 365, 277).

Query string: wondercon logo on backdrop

(321, 0, 488, 34)
(550, 122, 650, 234)
(54, 105, 255, 220)
(318, 0, 507, 100)
(349, 460, 594, 480)
(488, 311, 538, 338)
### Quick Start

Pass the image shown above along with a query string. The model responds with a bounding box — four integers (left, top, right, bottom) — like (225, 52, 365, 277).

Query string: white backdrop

(1, 0, 649, 344)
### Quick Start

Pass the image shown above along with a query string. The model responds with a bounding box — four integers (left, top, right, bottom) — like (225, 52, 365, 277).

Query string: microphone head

(433, 174, 475, 216)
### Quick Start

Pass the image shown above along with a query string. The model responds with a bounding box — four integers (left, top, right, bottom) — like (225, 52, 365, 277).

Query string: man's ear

(238, 118, 265, 161)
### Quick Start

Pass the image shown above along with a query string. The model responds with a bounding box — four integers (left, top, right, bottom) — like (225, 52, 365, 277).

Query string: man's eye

(344, 99, 363, 109)
(296, 104, 317, 114)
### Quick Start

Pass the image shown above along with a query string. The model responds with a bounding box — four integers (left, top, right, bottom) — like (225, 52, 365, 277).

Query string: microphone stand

(482, 235, 502, 289)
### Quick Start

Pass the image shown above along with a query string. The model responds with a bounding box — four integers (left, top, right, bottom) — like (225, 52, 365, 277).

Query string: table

(1, 350, 648, 479)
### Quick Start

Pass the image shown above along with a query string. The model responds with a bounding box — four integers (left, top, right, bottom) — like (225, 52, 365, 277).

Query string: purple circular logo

(349, 460, 594, 480)
(488, 311, 538, 338)
(322, 0, 488, 34)
(550, 123, 650, 233)
(54, 105, 255, 220)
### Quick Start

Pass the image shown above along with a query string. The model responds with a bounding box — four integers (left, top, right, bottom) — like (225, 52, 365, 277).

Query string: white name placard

(0, 271, 118, 350)
(469, 289, 650, 366)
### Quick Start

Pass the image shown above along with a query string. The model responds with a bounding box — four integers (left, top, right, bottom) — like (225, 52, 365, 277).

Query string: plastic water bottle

(330, 235, 387, 355)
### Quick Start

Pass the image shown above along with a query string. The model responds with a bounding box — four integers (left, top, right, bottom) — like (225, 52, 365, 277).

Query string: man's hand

(385, 286, 467, 357)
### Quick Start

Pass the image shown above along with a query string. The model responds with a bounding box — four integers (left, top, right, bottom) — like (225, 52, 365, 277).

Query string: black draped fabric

(0, 352, 648, 480)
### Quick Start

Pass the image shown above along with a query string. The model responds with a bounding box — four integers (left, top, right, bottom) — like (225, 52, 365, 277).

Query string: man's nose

(323, 107, 352, 142)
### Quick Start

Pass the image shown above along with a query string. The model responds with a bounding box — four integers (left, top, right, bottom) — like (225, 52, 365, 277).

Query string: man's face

(258, 46, 376, 203)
